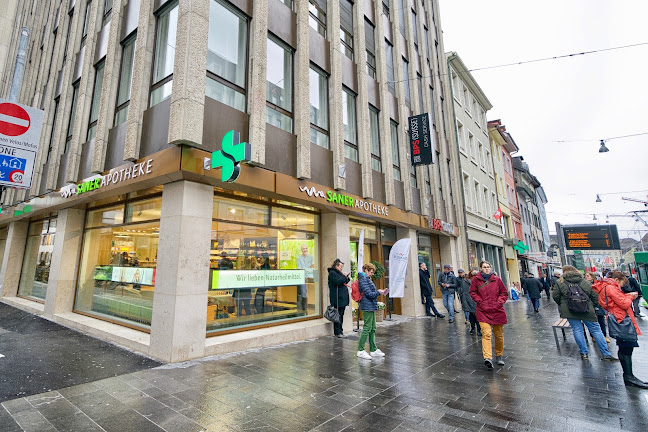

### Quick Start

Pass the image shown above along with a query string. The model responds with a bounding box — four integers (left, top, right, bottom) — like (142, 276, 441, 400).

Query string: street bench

(552, 318, 571, 348)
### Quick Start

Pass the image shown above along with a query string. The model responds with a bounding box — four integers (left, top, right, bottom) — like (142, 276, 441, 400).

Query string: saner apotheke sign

(60, 158, 153, 198)
(298, 186, 389, 216)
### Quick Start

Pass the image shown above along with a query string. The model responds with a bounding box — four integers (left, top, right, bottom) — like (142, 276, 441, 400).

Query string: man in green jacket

(552, 265, 616, 361)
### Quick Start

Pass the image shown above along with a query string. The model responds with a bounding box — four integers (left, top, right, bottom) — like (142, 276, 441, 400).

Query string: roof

(446, 52, 493, 111)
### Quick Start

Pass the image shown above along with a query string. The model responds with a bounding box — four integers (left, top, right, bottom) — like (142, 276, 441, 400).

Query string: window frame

(87, 60, 106, 141)
(308, 65, 329, 149)
(265, 34, 294, 133)
(149, 2, 179, 107)
(342, 87, 358, 162)
(369, 105, 381, 172)
(308, 0, 326, 37)
(65, 80, 80, 153)
(114, 33, 137, 127)
(390, 121, 401, 181)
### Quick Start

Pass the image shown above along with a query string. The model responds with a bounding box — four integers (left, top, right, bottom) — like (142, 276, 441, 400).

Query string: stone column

(247, 0, 269, 165)
(167, 0, 209, 147)
(149, 180, 212, 362)
(353, 1, 372, 199)
(321, 213, 351, 333)
(328, 0, 345, 190)
(396, 226, 424, 317)
(44, 209, 85, 316)
(294, 0, 310, 179)
(0, 221, 29, 298)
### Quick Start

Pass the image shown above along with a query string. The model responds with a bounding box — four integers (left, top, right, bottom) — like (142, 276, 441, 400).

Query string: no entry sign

(0, 99, 44, 189)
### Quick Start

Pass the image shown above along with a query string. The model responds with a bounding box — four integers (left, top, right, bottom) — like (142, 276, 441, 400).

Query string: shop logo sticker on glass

(211, 130, 251, 182)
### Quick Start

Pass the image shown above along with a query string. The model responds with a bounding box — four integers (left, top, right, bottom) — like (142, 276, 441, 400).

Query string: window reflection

(18, 217, 57, 301)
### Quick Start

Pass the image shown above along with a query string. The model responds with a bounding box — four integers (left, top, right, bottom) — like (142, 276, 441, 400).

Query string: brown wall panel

(309, 28, 330, 72)
(202, 97, 249, 153)
(411, 187, 421, 214)
(372, 171, 386, 204)
(94, 20, 111, 63)
(229, 0, 252, 15)
(394, 180, 405, 209)
(364, 0, 375, 24)
(310, 143, 333, 189)
(105, 122, 127, 171)
(344, 158, 362, 197)
(383, 14, 392, 42)
(39, 162, 49, 193)
(139, 98, 171, 158)
(367, 76, 380, 108)
(77, 140, 95, 181)
(389, 92, 398, 121)
(56, 153, 70, 190)
(268, 0, 296, 48)
(121, 0, 141, 40)
(73, 45, 85, 82)
(341, 55, 357, 92)
(265, 124, 296, 178)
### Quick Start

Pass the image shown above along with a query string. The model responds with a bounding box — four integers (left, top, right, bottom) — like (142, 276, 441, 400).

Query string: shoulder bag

(604, 286, 638, 342)
(324, 286, 341, 323)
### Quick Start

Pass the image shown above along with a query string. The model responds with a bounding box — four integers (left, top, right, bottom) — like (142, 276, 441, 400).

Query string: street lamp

(596, 194, 602, 202)
(599, 140, 610, 153)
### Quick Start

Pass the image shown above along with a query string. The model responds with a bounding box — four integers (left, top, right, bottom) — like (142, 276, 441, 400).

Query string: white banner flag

(388, 238, 411, 298)
(357, 229, 365, 272)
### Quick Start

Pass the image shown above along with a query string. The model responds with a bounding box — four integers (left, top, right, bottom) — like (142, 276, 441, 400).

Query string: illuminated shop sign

(211, 269, 305, 289)
(428, 218, 454, 234)
(209, 130, 251, 182)
(60, 159, 153, 198)
(299, 186, 389, 216)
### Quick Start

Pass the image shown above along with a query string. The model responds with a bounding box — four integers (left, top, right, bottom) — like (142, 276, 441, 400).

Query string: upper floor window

(365, 20, 376, 79)
(266, 35, 293, 133)
(385, 41, 395, 94)
(66, 81, 80, 150)
(342, 87, 358, 161)
(206, 0, 248, 113)
(114, 35, 136, 126)
(403, 59, 411, 106)
(340, 0, 354, 61)
(87, 60, 106, 141)
(82, 1, 91, 40)
(369, 106, 381, 172)
(309, 0, 326, 37)
(398, 0, 405, 36)
(309, 66, 329, 149)
(47, 98, 60, 162)
(412, 10, 418, 48)
(456, 120, 465, 152)
(103, 0, 113, 25)
(410, 160, 417, 188)
(150, 3, 178, 107)
(63, 9, 74, 60)
(390, 121, 401, 181)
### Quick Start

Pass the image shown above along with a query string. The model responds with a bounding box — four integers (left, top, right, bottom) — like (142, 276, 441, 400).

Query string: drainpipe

(446, 52, 471, 269)
(9, 27, 30, 102)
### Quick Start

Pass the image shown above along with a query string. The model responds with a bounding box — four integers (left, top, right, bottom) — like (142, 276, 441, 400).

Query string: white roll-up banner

(357, 229, 365, 272)
(388, 238, 411, 298)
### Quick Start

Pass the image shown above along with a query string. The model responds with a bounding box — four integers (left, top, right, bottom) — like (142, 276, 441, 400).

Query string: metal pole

(9, 27, 30, 102)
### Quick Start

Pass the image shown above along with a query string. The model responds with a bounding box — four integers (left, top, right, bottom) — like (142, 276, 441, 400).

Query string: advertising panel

(408, 113, 434, 166)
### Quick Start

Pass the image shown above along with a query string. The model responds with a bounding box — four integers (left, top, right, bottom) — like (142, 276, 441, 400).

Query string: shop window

(340, 0, 354, 61)
(266, 36, 293, 133)
(150, 3, 178, 107)
(381, 227, 396, 243)
(18, 217, 57, 302)
(342, 87, 357, 161)
(309, 66, 329, 149)
(114, 35, 137, 126)
(213, 197, 269, 225)
(206, 0, 248, 113)
(349, 221, 377, 240)
(87, 60, 106, 141)
(309, 0, 326, 37)
(207, 205, 321, 333)
(74, 197, 162, 329)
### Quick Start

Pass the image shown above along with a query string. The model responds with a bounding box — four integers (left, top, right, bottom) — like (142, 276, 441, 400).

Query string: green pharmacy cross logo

(211, 130, 251, 182)
(513, 240, 530, 254)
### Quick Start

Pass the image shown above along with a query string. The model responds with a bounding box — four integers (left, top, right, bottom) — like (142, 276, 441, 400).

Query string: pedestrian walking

(437, 264, 458, 323)
(592, 271, 647, 389)
(624, 271, 643, 317)
(552, 265, 616, 361)
(470, 261, 509, 369)
(585, 271, 610, 344)
(461, 270, 480, 335)
(419, 263, 444, 318)
(456, 269, 471, 324)
(525, 274, 543, 313)
(356, 262, 387, 360)
(550, 272, 560, 289)
(540, 273, 551, 299)
(521, 273, 530, 300)
(328, 259, 350, 338)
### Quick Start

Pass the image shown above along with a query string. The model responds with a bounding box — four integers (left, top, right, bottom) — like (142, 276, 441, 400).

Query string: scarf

(481, 272, 492, 282)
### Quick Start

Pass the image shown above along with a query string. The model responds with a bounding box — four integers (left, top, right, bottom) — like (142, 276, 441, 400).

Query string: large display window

(208, 196, 320, 332)
(18, 216, 57, 301)
(74, 196, 160, 329)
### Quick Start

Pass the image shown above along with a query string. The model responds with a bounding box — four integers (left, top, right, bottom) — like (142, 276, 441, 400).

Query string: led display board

(563, 225, 621, 250)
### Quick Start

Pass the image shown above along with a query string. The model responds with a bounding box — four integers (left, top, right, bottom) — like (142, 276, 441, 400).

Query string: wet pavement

(0, 297, 647, 431)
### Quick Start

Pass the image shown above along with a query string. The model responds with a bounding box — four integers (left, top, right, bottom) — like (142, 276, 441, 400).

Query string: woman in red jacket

(592, 271, 646, 388)
(470, 260, 509, 369)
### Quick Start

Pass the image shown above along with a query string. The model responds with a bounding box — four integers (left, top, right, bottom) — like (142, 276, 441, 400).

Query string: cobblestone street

(1, 297, 647, 431)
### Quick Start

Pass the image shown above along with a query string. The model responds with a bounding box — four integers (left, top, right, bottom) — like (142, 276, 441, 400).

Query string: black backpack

(566, 282, 589, 313)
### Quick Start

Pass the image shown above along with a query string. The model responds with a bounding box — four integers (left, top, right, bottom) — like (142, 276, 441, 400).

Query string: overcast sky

(438, 0, 648, 242)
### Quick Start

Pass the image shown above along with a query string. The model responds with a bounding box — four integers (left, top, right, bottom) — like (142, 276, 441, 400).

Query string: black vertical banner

(408, 113, 434, 166)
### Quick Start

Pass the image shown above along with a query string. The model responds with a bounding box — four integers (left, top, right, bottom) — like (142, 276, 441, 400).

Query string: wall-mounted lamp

(599, 140, 609, 153)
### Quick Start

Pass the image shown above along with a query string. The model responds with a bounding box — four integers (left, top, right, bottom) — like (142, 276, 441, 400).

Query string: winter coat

(552, 270, 598, 322)
(437, 271, 457, 293)
(470, 272, 508, 325)
(328, 267, 350, 308)
(550, 276, 559, 287)
(525, 277, 543, 299)
(540, 277, 550, 290)
(592, 278, 642, 336)
(419, 268, 434, 296)
(457, 276, 476, 313)
(357, 272, 380, 311)
(628, 277, 643, 297)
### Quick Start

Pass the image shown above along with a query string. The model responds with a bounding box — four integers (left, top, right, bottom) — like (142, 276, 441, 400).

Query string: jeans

(597, 314, 607, 336)
(480, 322, 504, 359)
(424, 294, 441, 316)
(333, 306, 346, 335)
(464, 311, 470, 321)
(442, 290, 455, 320)
(567, 319, 611, 356)
(358, 311, 377, 352)
(469, 312, 478, 331)
(531, 298, 540, 311)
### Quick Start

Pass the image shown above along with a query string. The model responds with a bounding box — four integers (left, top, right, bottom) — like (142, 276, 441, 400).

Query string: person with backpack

(470, 261, 509, 369)
(552, 265, 616, 361)
(328, 259, 350, 338)
(592, 271, 646, 388)
(356, 262, 387, 360)
(419, 262, 444, 318)
(524, 274, 543, 313)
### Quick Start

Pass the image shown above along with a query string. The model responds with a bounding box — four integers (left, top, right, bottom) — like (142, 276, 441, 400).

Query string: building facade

(0, 0, 464, 362)
(446, 53, 505, 280)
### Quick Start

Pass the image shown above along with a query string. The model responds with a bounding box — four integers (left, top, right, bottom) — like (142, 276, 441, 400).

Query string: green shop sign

(513, 240, 530, 254)
(60, 159, 154, 198)
(209, 130, 251, 182)
(299, 186, 389, 216)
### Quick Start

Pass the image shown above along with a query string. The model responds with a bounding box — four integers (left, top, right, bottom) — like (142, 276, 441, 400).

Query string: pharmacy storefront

(0, 145, 457, 362)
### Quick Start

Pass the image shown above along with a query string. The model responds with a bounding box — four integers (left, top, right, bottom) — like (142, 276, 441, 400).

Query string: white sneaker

(357, 350, 372, 360)
(370, 349, 385, 357)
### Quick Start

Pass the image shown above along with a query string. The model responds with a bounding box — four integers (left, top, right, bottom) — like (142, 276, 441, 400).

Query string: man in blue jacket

(437, 264, 458, 322)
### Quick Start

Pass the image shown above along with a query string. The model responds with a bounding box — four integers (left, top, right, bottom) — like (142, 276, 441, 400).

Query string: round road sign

(9, 170, 24, 183)
(0, 103, 31, 137)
